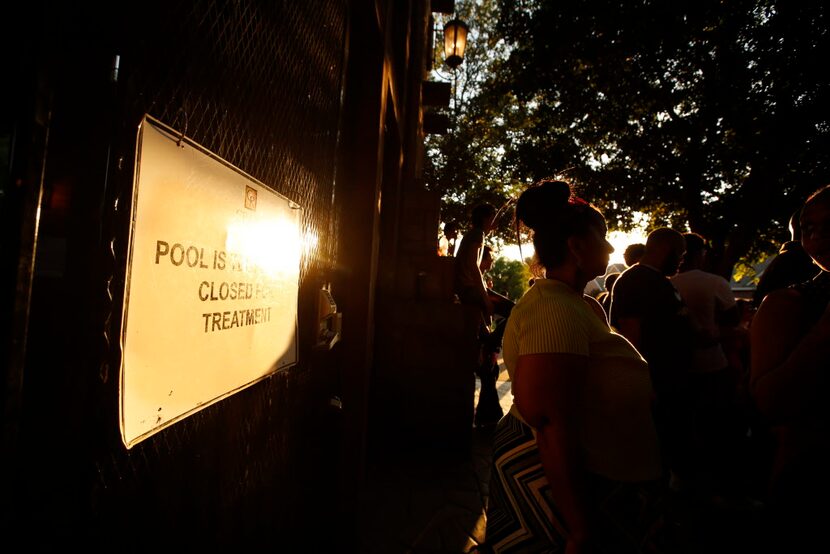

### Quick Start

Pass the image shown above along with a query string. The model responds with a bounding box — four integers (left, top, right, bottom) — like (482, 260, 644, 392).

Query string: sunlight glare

(500, 228, 648, 267)
(606, 229, 647, 265)
(225, 217, 301, 279)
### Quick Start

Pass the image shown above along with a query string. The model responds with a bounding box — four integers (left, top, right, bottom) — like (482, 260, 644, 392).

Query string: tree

(488, 256, 531, 300)
(425, 0, 524, 244)
(430, 0, 830, 276)
(490, 0, 830, 275)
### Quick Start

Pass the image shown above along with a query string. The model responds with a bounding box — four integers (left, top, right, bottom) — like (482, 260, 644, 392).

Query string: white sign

(120, 116, 300, 448)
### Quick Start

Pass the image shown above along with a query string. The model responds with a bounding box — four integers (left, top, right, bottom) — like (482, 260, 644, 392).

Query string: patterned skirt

(485, 413, 666, 553)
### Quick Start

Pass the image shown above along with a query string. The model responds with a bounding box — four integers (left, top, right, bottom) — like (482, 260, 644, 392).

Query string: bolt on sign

(120, 115, 300, 448)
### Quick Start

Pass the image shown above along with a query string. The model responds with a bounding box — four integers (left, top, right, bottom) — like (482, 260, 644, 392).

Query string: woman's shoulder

(759, 286, 804, 308)
(755, 287, 807, 325)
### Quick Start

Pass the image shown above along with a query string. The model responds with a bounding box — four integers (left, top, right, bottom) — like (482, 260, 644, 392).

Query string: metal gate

(3, 0, 350, 548)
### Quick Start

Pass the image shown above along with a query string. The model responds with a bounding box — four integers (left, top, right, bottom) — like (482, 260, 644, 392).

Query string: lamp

(443, 18, 468, 69)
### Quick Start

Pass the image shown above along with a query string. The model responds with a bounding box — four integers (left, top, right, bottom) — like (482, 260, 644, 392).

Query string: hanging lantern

(443, 19, 468, 69)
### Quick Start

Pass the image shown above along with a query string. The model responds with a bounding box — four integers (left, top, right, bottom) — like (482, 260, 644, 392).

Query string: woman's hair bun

(515, 180, 572, 230)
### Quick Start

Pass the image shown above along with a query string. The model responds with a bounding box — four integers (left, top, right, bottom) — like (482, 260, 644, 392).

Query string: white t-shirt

(670, 269, 737, 373)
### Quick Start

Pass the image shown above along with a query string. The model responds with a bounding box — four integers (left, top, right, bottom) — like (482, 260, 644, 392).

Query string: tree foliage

(427, 0, 830, 275)
(488, 256, 531, 300)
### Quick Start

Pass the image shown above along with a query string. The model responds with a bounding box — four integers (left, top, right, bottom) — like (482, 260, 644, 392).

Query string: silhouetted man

(610, 228, 697, 490)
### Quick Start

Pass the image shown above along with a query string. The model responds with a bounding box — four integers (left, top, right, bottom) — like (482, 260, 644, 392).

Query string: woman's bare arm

(513, 352, 593, 544)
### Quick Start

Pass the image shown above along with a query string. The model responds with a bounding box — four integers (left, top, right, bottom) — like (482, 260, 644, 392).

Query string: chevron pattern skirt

(484, 413, 666, 554)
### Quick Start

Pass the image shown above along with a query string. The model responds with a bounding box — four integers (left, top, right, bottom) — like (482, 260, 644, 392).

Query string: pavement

(357, 363, 512, 554)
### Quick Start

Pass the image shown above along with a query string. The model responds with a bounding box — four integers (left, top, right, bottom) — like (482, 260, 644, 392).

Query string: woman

(485, 180, 663, 553)
(750, 184, 830, 549)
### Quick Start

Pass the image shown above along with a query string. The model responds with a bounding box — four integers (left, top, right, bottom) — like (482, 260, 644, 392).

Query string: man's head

(643, 227, 686, 276)
(444, 221, 459, 240)
(623, 243, 646, 267)
(678, 232, 707, 271)
(471, 203, 497, 232)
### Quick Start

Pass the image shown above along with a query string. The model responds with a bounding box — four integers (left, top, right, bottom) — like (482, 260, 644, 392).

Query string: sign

(120, 116, 300, 448)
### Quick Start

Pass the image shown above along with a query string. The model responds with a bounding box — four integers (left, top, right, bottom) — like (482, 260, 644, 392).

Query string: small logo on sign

(245, 186, 257, 211)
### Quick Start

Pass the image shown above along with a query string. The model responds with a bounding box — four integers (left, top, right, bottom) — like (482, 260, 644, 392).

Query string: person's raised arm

(474, 242, 494, 318)
(513, 352, 593, 552)
(461, 234, 493, 317)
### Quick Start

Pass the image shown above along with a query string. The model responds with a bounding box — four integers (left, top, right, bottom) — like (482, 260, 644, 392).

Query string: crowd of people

(441, 180, 830, 553)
